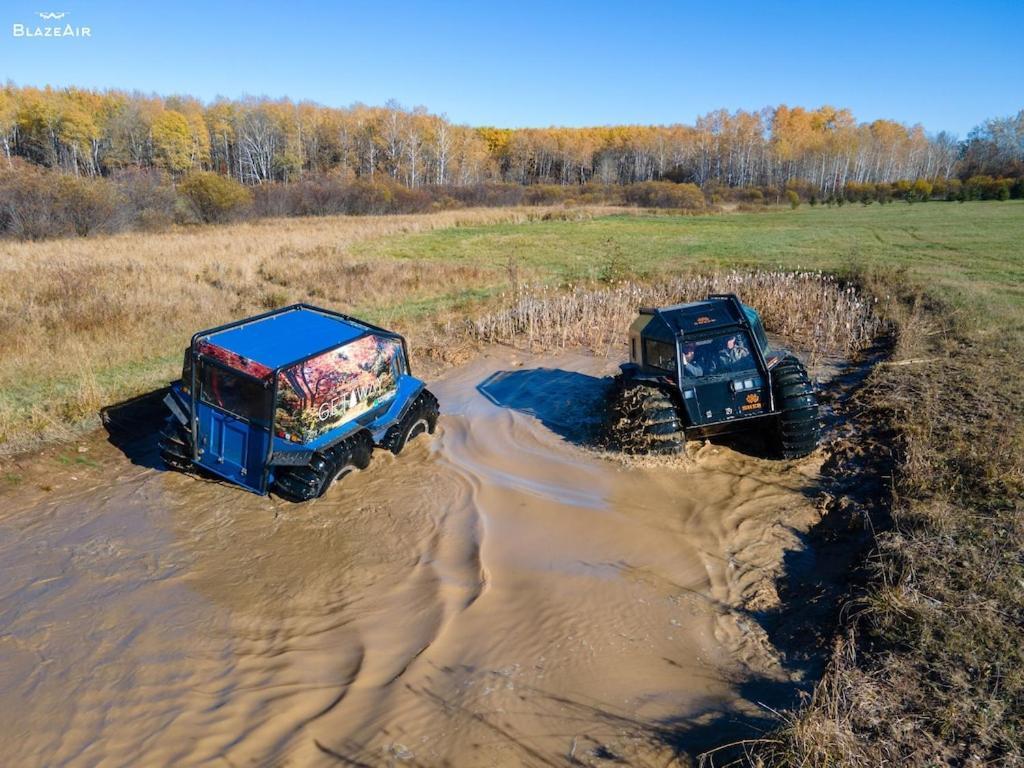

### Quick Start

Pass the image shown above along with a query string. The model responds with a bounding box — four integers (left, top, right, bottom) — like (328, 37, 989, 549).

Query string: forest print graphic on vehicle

(274, 334, 401, 442)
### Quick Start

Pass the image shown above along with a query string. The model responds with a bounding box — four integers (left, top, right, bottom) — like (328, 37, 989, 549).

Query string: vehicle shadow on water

(477, 367, 614, 447)
(99, 388, 172, 470)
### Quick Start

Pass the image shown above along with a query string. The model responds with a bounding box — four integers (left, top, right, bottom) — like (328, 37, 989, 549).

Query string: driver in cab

(682, 341, 704, 377)
(718, 334, 750, 369)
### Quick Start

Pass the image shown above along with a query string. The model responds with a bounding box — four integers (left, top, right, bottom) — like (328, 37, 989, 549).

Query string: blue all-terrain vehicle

(609, 293, 820, 458)
(159, 304, 439, 501)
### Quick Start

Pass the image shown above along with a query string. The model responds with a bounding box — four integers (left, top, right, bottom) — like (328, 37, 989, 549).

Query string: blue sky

(0, 0, 1020, 136)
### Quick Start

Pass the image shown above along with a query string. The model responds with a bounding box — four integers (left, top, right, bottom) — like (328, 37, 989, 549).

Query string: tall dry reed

(469, 271, 883, 363)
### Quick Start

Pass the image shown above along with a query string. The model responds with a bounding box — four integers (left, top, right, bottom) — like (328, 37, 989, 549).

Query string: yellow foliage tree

(151, 110, 193, 173)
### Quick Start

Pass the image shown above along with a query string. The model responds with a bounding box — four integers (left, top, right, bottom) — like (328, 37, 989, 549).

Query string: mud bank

(0, 349, 845, 767)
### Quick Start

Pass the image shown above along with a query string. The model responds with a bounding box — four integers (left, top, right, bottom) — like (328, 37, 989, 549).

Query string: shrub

(963, 175, 999, 200)
(0, 161, 62, 239)
(56, 175, 120, 236)
(342, 179, 395, 215)
(111, 169, 177, 230)
(178, 172, 253, 223)
(621, 181, 704, 210)
(911, 179, 933, 202)
(523, 185, 572, 206)
(786, 189, 800, 209)
(737, 186, 765, 204)
(785, 178, 815, 202)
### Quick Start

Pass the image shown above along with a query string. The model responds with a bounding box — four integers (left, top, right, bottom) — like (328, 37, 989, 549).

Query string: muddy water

(0, 350, 826, 767)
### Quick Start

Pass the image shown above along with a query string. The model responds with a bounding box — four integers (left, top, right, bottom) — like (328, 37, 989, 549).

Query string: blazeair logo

(745, 393, 760, 404)
(12, 10, 91, 37)
(741, 392, 763, 412)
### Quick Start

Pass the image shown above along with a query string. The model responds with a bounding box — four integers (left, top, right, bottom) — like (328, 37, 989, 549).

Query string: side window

(644, 339, 676, 372)
(390, 343, 407, 379)
(752, 320, 769, 352)
(743, 308, 770, 352)
(181, 348, 193, 390)
(199, 363, 271, 423)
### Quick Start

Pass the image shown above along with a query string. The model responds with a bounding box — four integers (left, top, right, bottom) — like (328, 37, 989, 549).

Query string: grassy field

(0, 200, 1022, 763)
(354, 201, 1024, 342)
(1, 201, 1020, 451)
(0, 206, 615, 448)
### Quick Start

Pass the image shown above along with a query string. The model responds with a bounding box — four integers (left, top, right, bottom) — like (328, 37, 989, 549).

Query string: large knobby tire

(608, 378, 685, 455)
(273, 431, 373, 501)
(157, 414, 193, 471)
(383, 389, 440, 456)
(771, 356, 821, 459)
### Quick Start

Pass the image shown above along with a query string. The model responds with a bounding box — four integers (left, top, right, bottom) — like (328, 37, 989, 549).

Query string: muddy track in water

(0, 347, 883, 767)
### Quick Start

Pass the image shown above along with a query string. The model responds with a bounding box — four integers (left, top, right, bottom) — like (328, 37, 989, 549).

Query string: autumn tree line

(0, 84, 1021, 239)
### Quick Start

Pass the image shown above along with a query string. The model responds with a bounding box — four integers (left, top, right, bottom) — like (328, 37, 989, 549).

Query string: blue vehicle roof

(202, 306, 372, 370)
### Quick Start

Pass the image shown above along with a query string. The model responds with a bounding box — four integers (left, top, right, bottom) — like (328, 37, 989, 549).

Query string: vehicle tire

(608, 377, 685, 454)
(383, 389, 440, 455)
(272, 432, 372, 501)
(319, 447, 360, 497)
(157, 414, 192, 471)
(347, 430, 374, 470)
(771, 356, 821, 459)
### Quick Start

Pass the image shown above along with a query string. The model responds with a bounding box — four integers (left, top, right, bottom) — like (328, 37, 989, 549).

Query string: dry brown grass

(469, 270, 882, 363)
(0, 206, 624, 449)
(747, 279, 1024, 767)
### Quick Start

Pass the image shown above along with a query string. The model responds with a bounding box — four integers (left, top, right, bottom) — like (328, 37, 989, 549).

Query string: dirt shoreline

(0, 346, 875, 766)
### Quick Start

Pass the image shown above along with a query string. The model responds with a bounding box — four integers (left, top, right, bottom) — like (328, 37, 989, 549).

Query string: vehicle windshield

(680, 331, 759, 380)
(199, 361, 271, 423)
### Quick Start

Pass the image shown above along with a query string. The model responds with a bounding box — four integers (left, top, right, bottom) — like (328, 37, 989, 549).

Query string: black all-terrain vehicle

(609, 294, 820, 458)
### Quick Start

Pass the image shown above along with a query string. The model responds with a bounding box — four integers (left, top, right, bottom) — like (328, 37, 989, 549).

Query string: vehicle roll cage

(640, 293, 776, 412)
(185, 303, 412, 492)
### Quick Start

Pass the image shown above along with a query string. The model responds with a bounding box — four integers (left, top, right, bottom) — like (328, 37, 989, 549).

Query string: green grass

(2, 201, 1021, 453)
(353, 285, 501, 326)
(354, 201, 1024, 341)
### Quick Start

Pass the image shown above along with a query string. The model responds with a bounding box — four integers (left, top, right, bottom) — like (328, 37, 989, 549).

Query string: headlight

(731, 378, 761, 392)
